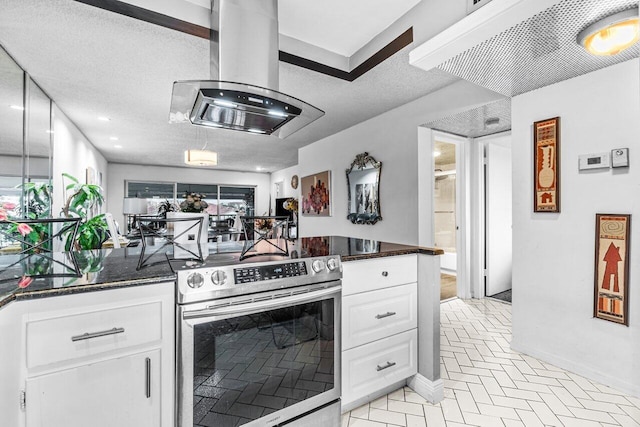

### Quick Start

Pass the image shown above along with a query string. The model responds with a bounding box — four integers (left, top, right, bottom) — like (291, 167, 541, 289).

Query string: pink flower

(2, 202, 16, 210)
(17, 223, 33, 237)
(18, 276, 33, 289)
(0, 210, 7, 221)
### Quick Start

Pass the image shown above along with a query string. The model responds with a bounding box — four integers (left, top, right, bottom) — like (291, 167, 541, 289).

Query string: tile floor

(341, 298, 640, 427)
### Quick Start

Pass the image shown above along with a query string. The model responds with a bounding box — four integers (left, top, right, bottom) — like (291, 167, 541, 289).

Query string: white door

(26, 349, 160, 427)
(485, 142, 512, 296)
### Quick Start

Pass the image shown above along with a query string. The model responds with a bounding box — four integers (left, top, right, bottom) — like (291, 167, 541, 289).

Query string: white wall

(298, 80, 503, 245)
(511, 59, 640, 396)
(270, 164, 300, 202)
(52, 104, 108, 217)
(106, 163, 271, 227)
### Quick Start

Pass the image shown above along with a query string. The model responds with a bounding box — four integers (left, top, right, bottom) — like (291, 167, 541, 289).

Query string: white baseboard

(407, 374, 444, 404)
(341, 379, 408, 413)
(511, 340, 640, 398)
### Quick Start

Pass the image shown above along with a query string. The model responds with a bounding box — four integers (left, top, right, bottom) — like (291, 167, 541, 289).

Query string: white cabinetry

(21, 283, 175, 427)
(341, 255, 418, 411)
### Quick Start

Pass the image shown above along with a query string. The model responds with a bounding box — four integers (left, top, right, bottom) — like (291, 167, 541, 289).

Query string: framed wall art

(301, 171, 331, 216)
(594, 214, 631, 325)
(533, 117, 560, 212)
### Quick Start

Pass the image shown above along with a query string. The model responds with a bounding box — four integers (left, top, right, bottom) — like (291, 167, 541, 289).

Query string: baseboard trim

(511, 340, 640, 398)
(407, 374, 444, 404)
(341, 379, 408, 413)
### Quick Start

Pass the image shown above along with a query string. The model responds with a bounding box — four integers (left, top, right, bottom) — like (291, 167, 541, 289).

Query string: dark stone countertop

(0, 236, 442, 309)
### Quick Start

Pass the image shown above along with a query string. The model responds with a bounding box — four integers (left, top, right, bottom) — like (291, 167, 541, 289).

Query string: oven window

(192, 299, 336, 426)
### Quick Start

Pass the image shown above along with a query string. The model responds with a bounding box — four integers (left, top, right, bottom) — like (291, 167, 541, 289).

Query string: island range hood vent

(169, 0, 324, 138)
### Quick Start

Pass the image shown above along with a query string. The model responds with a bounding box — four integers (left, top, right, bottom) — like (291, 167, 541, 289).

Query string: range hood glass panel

(169, 81, 324, 138)
(200, 104, 292, 134)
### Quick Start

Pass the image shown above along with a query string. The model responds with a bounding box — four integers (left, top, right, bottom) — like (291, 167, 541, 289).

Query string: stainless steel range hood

(169, 0, 324, 138)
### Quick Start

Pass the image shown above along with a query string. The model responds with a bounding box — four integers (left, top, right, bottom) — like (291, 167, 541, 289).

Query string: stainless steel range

(175, 254, 342, 427)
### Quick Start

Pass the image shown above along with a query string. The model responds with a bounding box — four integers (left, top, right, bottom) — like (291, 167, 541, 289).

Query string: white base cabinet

(341, 255, 418, 410)
(26, 349, 161, 427)
(20, 283, 175, 427)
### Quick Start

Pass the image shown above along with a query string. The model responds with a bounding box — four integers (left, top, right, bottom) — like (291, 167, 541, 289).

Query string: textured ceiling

(424, 98, 511, 138)
(437, 0, 640, 96)
(278, 0, 421, 57)
(0, 0, 461, 173)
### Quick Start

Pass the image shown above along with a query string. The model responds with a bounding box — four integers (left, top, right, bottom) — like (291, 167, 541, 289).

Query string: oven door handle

(182, 285, 342, 320)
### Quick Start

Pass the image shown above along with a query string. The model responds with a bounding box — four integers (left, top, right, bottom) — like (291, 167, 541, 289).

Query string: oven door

(177, 283, 341, 427)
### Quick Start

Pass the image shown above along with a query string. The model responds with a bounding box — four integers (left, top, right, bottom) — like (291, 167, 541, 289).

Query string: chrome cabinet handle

(71, 327, 125, 342)
(145, 357, 151, 398)
(381, 271, 389, 277)
(376, 361, 396, 371)
(375, 312, 397, 319)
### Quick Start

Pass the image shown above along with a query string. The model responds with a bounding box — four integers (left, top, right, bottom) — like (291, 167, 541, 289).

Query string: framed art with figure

(594, 214, 630, 325)
(533, 117, 560, 212)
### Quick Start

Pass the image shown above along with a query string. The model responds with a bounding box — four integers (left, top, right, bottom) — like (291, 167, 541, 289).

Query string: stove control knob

(186, 272, 204, 289)
(211, 270, 227, 286)
(327, 258, 338, 271)
(312, 259, 325, 273)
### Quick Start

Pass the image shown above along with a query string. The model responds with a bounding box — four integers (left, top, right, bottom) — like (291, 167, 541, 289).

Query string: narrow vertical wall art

(533, 117, 560, 212)
(594, 214, 630, 325)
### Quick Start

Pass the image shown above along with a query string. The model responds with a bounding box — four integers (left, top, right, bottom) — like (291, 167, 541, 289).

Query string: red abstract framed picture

(594, 214, 631, 325)
(301, 171, 331, 216)
(533, 117, 560, 212)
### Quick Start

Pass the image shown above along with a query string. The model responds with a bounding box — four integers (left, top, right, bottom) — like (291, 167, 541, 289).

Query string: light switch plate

(611, 148, 629, 168)
(578, 153, 610, 170)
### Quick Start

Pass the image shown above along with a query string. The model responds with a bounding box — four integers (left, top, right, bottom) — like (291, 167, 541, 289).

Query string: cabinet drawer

(26, 301, 162, 369)
(343, 283, 416, 350)
(342, 329, 417, 406)
(342, 255, 417, 296)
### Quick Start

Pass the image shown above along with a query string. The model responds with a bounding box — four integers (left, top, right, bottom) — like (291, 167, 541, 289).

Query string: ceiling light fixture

(9, 105, 24, 111)
(184, 149, 218, 167)
(114, 144, 123, 149)
(97, 116, 110, 121)
(578, 7, 639, 56)
(485, 117, 501, 127)
(110, 136, 119, 141)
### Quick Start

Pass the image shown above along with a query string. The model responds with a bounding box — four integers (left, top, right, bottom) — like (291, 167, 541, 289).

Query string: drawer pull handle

(376, 361, 396, 372)
(71, 327, 125, 342)
(381, 271, 389, 277)
(375, 312, 397, 319)
(146, 357, 151, 399)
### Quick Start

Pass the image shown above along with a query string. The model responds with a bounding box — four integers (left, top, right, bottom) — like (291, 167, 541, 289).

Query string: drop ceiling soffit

(411, 0, 640, 97)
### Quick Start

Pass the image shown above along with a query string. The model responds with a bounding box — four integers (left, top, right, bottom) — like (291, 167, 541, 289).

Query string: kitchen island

(0, 236, 442, 426)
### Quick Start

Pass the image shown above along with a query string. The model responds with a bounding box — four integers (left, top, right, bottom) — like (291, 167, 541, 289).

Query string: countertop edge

(341, 246, 444, 262)
(1, 275, 176, 308)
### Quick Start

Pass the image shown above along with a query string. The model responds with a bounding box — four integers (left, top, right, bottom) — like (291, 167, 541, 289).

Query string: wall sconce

(578, 7, 639, 56)
(184, 149, 218, 166)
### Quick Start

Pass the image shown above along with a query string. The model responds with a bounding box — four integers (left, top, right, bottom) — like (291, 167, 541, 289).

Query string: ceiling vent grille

(467, 0, 493, 15)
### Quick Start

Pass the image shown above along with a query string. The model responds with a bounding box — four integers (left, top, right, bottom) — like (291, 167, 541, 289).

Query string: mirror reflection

(0, 45, 53, 217)
(346, 152, 382, 225)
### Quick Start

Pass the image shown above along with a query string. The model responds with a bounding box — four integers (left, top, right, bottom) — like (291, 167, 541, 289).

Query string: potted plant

(61, 173, 108, 250)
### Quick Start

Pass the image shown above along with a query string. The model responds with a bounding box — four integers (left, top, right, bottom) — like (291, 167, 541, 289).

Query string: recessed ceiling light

(110, 136, 119, 141)
(433, 151, 442, 157)
(578, 7, 640, 56)
(114, 144, 123, 149)
(256, 166, 263, 171)
(9, 105, 24, 111)
(97, 116, 110, 121)
(485, 117, 501, 127)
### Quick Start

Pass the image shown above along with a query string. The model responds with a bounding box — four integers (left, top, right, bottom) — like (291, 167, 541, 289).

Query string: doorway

(483, 135, 512, 301)
(434, 139, 458, 300)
